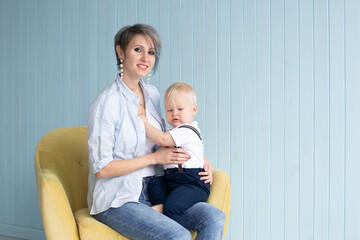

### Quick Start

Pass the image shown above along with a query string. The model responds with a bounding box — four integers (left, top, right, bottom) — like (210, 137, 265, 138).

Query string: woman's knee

(166, 227, 191, 240)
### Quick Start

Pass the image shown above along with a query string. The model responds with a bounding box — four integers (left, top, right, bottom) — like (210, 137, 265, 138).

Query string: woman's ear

(116, 45, 124, 60)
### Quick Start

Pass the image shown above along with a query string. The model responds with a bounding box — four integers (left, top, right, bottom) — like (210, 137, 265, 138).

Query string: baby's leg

(164, 184, 209, 228)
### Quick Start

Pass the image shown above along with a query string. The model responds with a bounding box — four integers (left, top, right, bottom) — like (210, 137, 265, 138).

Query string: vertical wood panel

(270, 0, 285, 239)
(345, 0, 360, 239)
(19, 0, 29, 226)
(230, 0, 244, 238)
(13, 0, 21, 226)
(284, 0, 299, 239)
(0, 0, 6, 222)
(204, 0, 218, 164)
(299, 0, 315, 239)
(218, 0, 231, 175)
(193, 0, 206, 127)
(329, 0, 346, 239)
(314, 0, 330, 239)
(180, 0, 193, 86)
(243, 0, 256, 239)
(256, 0, 271, 239)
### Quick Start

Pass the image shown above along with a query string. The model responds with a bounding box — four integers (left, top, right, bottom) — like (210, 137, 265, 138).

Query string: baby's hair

(165, 82, 197, 105)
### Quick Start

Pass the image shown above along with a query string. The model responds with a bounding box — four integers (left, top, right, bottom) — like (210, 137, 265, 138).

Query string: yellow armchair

(35, 126, 231, 240)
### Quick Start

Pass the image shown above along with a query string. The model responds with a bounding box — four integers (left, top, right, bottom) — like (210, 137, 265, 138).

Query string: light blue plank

(204, 0, 218, 166)
(243, 0, 257, 239)
(52, 0, 61, 128)
(148, 0, 160, 89)
(27, 0, 37, 227)
(270, 0, 285, 239)
(1, 0, 13, 225)
(0, 0, 6, 223)
(107, 0, 118, 88)
(12, 0, 22, 227)
(96, 0, 108, 95)
(230, 0, 244, 238)
(344, 0, 360, 239)
(179, 0, 193, 86)
(299, 0, 315, 239)
(313, 1, 330, 239)
(79, 0, 89, 125)
(256, 0, 271, 239)
(127, 0, 137, 25)
(170, 0, 181, 84)
(61, 0, 71, 126)
(158, 0, 171, 105)
(137, 0, 148, 24)
(87, 0, 98, 107)
(329, 0, 345, 239)
(117, 0, 128, 27)
(19, 0, 29, 227)
(217, 0, 231, 174)
(284, 0, 300, 239)
(70, 0, 80, 125)
(45, 0, 54, 131)
(193, 0, 206, 136)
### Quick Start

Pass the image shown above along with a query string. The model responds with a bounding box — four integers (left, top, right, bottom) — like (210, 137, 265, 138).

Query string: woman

(87, 24, 225, 240)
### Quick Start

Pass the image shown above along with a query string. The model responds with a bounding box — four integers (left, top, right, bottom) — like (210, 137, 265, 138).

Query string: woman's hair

(165, 82, 197, 105)
(114, 24, 161, 73)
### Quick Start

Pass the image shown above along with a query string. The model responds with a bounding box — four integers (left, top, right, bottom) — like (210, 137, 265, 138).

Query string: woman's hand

(199, 156, 213, 185)
(153, 147, 190, 165)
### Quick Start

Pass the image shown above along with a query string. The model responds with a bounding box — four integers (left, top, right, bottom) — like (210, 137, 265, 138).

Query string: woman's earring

(147, 73, 151, 85)
(120, 59, 124, 80)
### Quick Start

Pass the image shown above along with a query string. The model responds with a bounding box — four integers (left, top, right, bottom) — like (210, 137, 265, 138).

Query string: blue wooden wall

(0, 0, 359, 239)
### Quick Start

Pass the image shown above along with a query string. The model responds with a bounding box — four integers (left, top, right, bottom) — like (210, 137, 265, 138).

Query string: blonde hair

(164, 82, 197, 105)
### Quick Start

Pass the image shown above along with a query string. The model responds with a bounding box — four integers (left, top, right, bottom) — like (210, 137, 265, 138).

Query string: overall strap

(178, 125, 202, 140)
(176, 124, 202, 173)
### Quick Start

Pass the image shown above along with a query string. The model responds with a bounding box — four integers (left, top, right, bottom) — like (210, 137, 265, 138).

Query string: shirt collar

(115, 74, 145, 103)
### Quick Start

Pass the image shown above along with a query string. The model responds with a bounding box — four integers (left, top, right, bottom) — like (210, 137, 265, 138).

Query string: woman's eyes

(134, 48, 155, 55)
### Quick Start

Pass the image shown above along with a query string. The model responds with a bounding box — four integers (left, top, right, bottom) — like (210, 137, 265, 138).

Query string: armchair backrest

(35, 126, 89, 212)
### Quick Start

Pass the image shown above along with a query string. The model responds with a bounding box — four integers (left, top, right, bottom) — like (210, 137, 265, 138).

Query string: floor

(0, 236, 24, 240)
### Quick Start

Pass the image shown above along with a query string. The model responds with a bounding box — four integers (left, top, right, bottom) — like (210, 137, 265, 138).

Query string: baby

(139, 81, 210, 228)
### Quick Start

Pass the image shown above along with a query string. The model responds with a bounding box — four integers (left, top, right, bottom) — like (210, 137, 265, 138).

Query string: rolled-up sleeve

(88, 92, 119, 173)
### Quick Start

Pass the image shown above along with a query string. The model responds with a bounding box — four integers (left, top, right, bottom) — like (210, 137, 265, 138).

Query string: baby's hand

(138, 113, 149, 123)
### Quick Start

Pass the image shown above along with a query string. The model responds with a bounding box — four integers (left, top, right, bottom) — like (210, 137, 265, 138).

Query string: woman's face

(119, 34, 156, 81)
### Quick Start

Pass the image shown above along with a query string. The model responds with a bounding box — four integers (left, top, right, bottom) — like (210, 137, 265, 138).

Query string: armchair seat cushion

(74, 208, 130, 240)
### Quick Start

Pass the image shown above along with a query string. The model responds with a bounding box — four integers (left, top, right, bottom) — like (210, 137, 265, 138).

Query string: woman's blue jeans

(94, 178, 226, 240)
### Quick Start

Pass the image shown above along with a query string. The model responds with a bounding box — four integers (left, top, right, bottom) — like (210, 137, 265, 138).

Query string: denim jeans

(148, 168, 211, 228)
(94, 177, 225, 240)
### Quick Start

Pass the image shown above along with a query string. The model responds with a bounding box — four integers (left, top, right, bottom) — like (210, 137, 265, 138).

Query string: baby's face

(164, 94, 197, 128)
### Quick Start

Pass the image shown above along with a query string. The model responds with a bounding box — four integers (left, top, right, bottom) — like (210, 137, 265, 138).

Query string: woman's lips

(137, 64, 148, 70)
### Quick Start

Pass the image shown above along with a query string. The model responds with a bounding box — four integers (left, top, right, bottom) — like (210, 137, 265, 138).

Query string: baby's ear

(192, 104, 198, 116)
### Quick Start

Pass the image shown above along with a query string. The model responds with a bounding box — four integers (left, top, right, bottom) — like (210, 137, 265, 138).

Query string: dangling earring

(120, 59, 124, 80)
(147, 73, 151, 85)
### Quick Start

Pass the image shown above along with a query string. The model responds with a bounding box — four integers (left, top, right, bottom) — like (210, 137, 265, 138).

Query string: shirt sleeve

(87, 93, 119, 173)
(169, 127, 199, 147)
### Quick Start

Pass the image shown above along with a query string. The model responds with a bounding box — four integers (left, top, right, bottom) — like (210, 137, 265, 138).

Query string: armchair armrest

(35, 167, 80, 240)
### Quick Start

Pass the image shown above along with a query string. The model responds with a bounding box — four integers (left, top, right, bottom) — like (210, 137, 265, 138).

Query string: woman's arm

(198, 155, 213, 185)
(96, 147, 190, 178)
